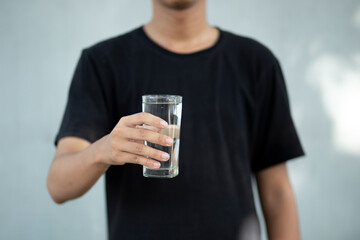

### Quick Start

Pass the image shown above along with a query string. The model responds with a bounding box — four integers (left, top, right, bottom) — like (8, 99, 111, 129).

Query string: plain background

(1, 0, 360, 239)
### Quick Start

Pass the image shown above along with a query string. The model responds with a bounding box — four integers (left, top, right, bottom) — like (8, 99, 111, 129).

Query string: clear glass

(142, 95, 183, 178)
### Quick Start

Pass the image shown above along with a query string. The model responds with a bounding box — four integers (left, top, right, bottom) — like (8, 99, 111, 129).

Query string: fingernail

(160, 120, 168, 127)
(153, 162, 161, 168)
(162, 153, 170, 159)
(166, 137, 173, 145)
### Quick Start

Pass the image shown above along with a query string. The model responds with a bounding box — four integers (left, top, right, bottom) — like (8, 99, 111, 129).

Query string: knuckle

(147, 159, 154, 168)
(145, 158, 153, 167)
(138, 129, 147, 139)
(133, 155, 141, 164)
(115, 152, 127, 166)
(119, 116, 128, 124)
(135, 144, 144, 154)
(159, 151, 164, 160)
(113, 127, 124, 136)
(158, 134, 165, 144)
(136, 113, 145, 122)
(111, 149, 121, 162)
(155, 150, 164, 160)
(140, 112, 149, 117)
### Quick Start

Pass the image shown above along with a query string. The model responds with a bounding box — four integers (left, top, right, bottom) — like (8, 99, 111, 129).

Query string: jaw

(155, 0, 200, 11)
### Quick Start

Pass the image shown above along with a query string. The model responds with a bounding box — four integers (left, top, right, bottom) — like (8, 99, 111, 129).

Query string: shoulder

(221, 29, 279, 66)
(81, 27, 142, 63)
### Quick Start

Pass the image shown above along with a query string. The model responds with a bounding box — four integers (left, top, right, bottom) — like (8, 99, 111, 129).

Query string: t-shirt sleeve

(251, 53, 305, 172)
(54, 49, 112, 146)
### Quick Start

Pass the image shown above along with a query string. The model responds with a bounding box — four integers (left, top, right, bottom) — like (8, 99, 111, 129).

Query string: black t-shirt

(55, 26, 305, 240)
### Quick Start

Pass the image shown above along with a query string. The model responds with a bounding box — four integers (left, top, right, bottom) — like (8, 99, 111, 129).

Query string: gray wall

(1, 0, 359, 239)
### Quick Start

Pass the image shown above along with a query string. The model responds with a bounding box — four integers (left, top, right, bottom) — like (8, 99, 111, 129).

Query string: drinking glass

(142, 95, 183, 178)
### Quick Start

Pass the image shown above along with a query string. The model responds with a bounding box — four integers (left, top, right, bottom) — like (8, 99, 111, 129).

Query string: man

(47, 0, 305, 239)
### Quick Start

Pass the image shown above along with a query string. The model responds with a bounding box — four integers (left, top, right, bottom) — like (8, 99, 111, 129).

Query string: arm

(47, 136, 109, 204)
(255, 163, 301, 240)
(47, 113, 173, 204)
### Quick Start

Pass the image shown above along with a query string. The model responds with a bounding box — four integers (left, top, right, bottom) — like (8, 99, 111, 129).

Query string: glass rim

(142, 94, 182, 103)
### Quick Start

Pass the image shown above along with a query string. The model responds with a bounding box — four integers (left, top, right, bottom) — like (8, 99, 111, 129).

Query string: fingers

(109, 112, 172, 168)
(136, 124, 161, 132)
(124, 127, 173, 147)
(120, 141, 170, 162)
(119, 152, 162, 169)
(120, 112, 168, 129)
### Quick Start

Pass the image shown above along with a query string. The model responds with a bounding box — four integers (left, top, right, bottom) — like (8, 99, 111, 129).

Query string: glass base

(143, 167, 178, 178)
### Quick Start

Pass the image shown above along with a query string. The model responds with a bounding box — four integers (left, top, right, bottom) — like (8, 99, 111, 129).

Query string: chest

(113, 54, 255, 147)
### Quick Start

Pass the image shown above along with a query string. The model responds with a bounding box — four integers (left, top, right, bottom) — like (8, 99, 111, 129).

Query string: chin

(157, 0, 200, 10)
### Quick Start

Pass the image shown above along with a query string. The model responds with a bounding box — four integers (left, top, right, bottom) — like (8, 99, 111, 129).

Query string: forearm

(261, 186, 300, 240)
(47, 113, 171, 203)
(47, 136, 110, 204)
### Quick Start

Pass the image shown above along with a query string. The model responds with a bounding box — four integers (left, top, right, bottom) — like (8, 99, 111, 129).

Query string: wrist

(92, 135, 111, 170)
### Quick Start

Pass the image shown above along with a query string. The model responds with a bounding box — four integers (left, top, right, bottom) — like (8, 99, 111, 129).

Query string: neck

(144, 0, 219, 54)
(146, 0, 210, 41)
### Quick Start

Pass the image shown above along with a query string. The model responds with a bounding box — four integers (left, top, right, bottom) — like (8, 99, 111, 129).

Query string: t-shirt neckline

(138, 25, 224, 59)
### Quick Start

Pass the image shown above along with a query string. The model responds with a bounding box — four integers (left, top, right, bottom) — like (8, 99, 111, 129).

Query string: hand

(99, 112, 173, 169)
